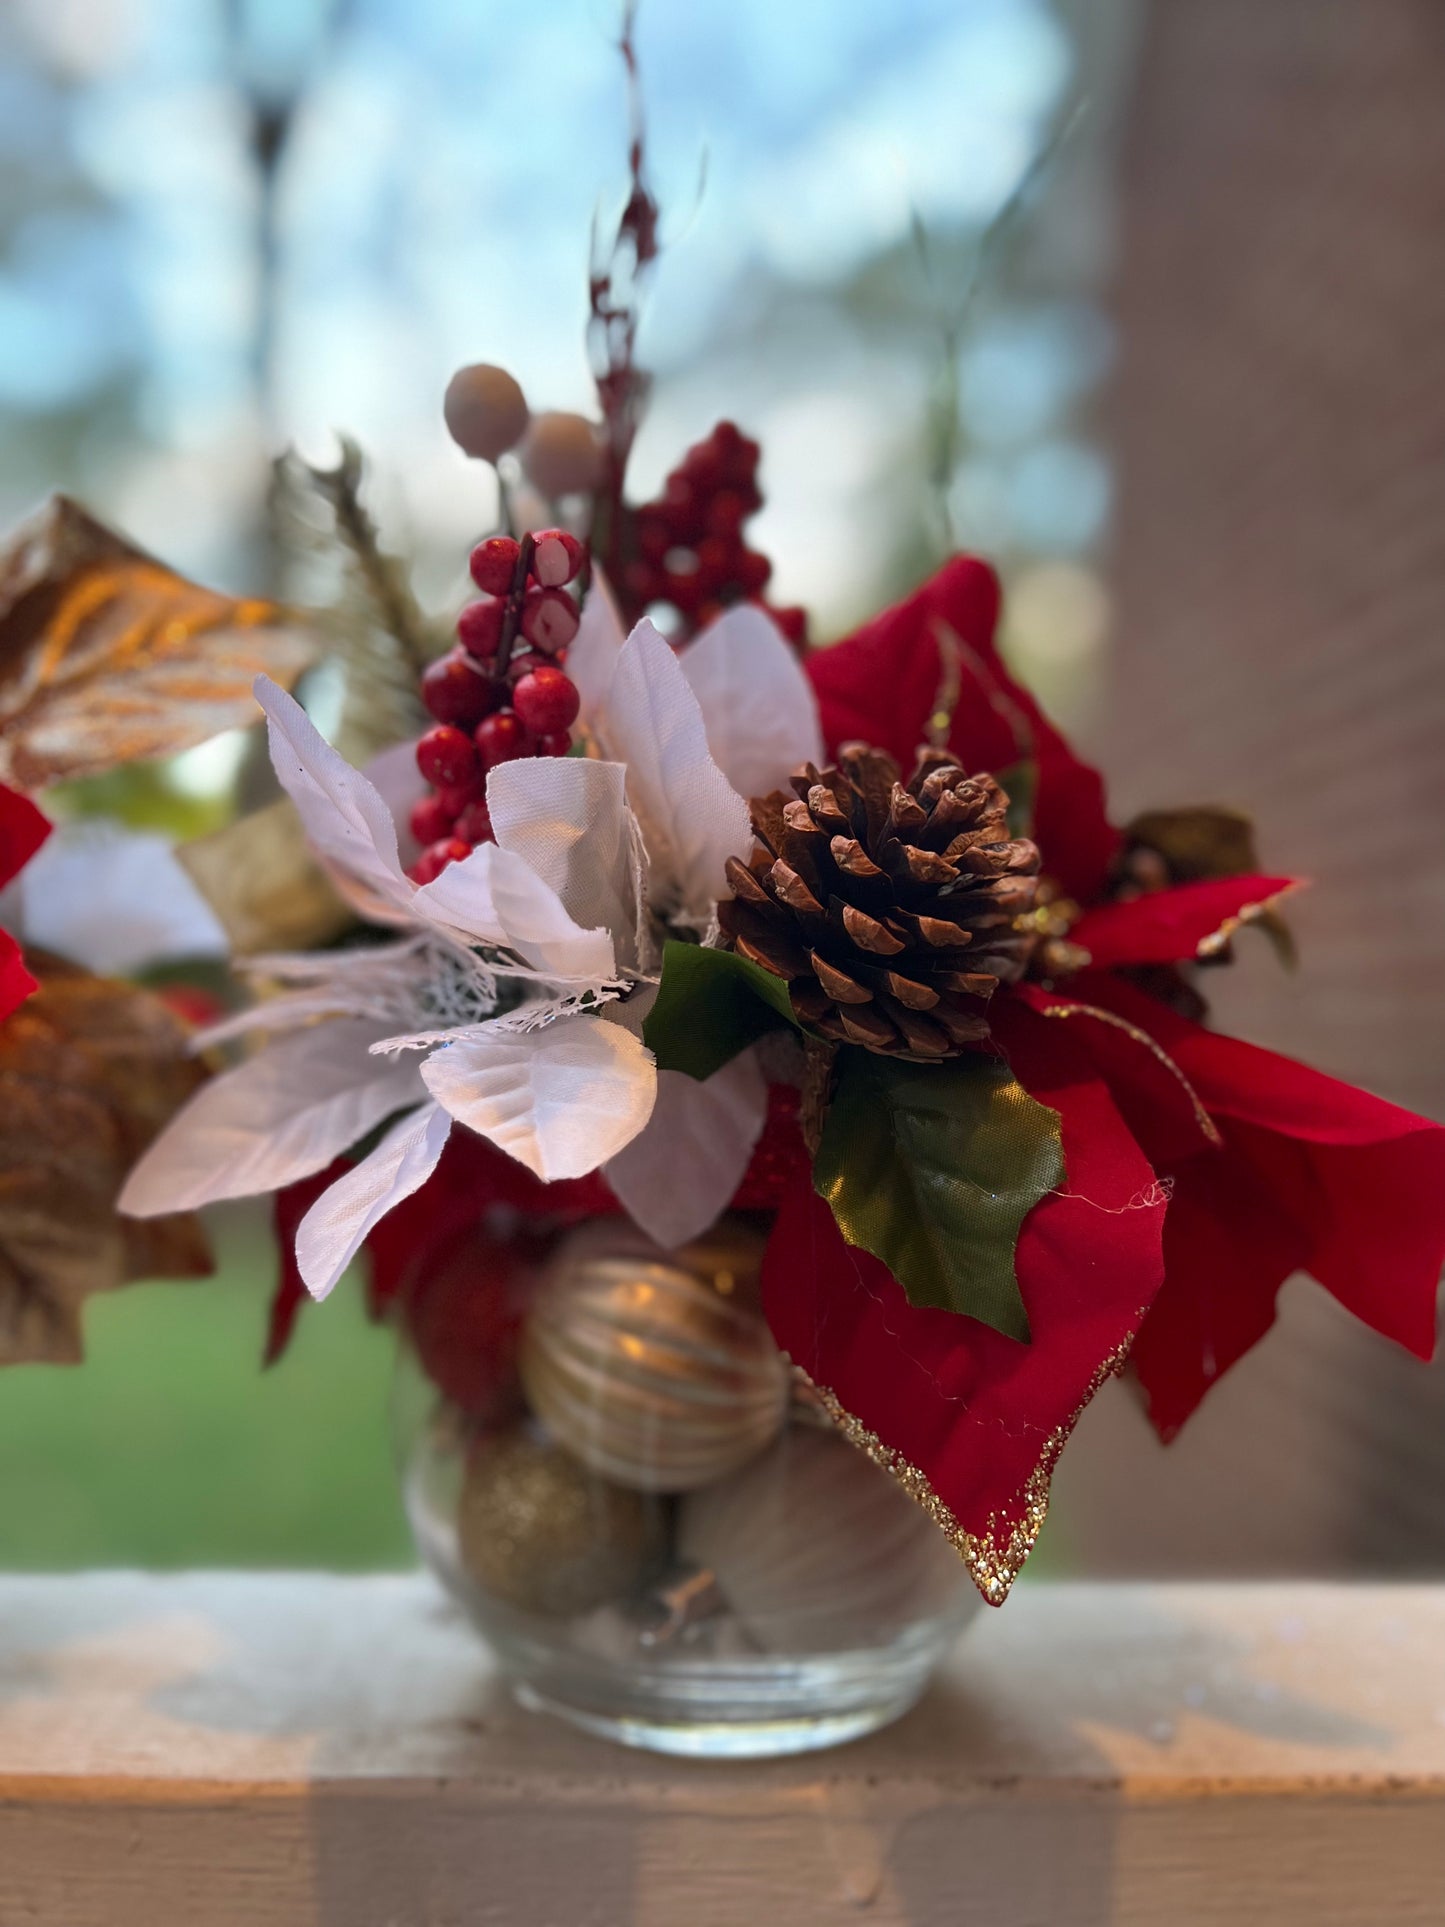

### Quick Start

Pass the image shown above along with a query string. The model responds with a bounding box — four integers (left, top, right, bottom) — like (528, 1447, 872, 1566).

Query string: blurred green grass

(0, 1204, 412, 1570)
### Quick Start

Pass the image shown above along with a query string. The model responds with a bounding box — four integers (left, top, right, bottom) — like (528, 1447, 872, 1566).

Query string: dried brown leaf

(178, 797, 354, 956)
(0, 495, 318, 789)
(0, 953, 212, 1364)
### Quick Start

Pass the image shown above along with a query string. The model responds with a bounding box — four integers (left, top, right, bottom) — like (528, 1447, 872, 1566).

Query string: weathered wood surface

(0, 1574, 1441, 1924)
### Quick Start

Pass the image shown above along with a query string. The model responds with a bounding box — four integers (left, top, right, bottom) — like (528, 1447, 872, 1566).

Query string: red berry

(436, 770, 486, 812)
(421, 650, 496, 728)
(416, 725, 481, 789)
(705, 490, 746, 539)
(512, 665, 580, 736)
(453, 798, 495, 844)
(634, 508, 671, 562)
(663, 475, 699, 525)
(409, 836, 472, 885)
(734, 548, 772, 595)
(474, 710, 532, 767)
(771, 604, 809, 646)
(505, 649, 549, 683)
(520, 586, 579, 653)
(662, 565, 703, 614)
(410, 792, 456, 846)
(695, 535, 734, 590)
(469, 535, 520, 596)
(535, 730, 573, 757)
(712, 419, 743, 455)
(457, 598, 504, 660)
(622, 559, 663, 607)
(531, 527, 584, 588)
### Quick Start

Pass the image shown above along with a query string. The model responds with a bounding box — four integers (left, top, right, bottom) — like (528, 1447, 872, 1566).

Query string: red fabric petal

(0, 930, 38, 1024)
(0, 783, 50, 890)
(762, 998, 1166, 1601)
(1059, 973, 1445, 1434)
(1068, 875, 1300, 970)
(266, 1160, 348, 1365)
(806, 556, 1120, 902)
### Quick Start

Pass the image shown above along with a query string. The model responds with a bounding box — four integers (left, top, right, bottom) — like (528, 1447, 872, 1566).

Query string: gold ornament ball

(519, 410, 606, 498)
(456, 1428, 657, 1618)
(444, 363, 530, 462)
(519, 1221, 789, 1495)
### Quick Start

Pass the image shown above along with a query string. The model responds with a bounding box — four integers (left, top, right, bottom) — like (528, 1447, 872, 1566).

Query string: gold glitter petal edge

(1035, 999, 1222, 1148)
(793, 1328, 1139, 1607)
(1193, 882, 1302, 961)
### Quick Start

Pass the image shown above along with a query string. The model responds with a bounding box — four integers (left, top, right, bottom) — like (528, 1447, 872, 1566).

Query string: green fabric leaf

(642, 940, 798, 1082)
(813, 1049, 1063, 1342)
(997, 760, 1038, 840)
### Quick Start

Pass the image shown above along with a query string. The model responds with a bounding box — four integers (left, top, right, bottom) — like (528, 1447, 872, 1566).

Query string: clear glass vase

(394, 1213, 982, 1758)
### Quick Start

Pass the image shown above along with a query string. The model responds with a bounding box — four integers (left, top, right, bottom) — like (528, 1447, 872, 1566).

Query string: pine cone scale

(717, 745, 1043, 1062)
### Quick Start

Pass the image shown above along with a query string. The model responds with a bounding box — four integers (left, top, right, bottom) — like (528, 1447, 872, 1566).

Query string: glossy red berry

(453, 798, 495, 844)
(512, 665, 580, 736)
(504, 649, 549, 683)
(520, 586, 580, 653)
(469, 535, 521, 595)
(409, 792, 456, 847)
(474, 710, 532, 767)
(535, 730, 573, 757)
(421, 650, 496, 728)
(457, 598, 504, 661)
(436, 769, 486, 812)
(409, 836, 473, 885)
(531, 527, 584, 588)
(416, 725, 481, 789)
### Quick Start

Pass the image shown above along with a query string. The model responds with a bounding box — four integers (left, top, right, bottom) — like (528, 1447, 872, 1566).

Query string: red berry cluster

(618, 421, 807, 647)
(408, 528, 585, 884)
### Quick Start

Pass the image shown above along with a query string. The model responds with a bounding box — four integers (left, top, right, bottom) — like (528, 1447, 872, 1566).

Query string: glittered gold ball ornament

(518, 1222, 790, 1494)
(456, 1428, 657, 1617)
(519, 410, 606, 499)
(679, 1426, 972, 1652)
(444, 363, 530, 462)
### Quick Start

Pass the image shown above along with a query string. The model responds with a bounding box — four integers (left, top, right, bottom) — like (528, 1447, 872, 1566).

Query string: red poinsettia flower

(0, 781, 51, 1022)
(779, 555, 1445, 1598)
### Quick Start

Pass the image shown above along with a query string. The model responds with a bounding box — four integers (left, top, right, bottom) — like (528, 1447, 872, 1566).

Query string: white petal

(254, 676, 411, 914)
(603, 620, 751, 921)
(413, 839, 617, 983)
(294, 1101, 451, 1301)
(364, 737, 429, 868)
(421, 1012, 655, 1182)
(487, 757, 644, 972)
(118, 1018, 426, 1216)
(14, 822, 227, 975)
(604, 1049, 768, 1249)
(678, 603, 824, 800)
(568, 567, 627, 727)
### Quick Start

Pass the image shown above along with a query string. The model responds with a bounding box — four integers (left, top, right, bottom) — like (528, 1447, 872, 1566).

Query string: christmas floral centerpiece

(3, 33, 1443, 1758)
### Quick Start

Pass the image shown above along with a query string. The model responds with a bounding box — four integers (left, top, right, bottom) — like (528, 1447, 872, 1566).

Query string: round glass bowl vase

(395, 1214, 982, 1759)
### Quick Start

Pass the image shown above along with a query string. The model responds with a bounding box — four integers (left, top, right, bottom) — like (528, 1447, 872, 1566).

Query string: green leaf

(813, 1050, 1063, 1342)
(997, 760, 1038, 840)
(642, 940, 798, 1082)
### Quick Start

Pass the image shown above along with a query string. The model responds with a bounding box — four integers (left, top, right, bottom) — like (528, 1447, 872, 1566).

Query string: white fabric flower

(121, 597, 824, 1296)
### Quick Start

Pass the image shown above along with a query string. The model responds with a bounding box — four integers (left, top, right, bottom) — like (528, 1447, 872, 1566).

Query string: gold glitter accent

(794, 1332, 1138, 1606)
(1194, 883, 1300, 960)
(1034, 999, 1222, 1148)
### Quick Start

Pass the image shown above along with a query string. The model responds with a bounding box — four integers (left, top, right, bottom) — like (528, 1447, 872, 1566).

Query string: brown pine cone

(717, 744, 1041, 1060)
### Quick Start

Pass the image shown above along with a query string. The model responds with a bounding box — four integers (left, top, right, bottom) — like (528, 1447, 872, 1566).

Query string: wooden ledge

(1, 1574, 1442, 1924)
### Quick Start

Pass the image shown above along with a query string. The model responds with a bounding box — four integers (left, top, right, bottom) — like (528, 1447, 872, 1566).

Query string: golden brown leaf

(178, 796, 355, 956)
(0, 495, 318, 789)
(0, 953, 212, 1364)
